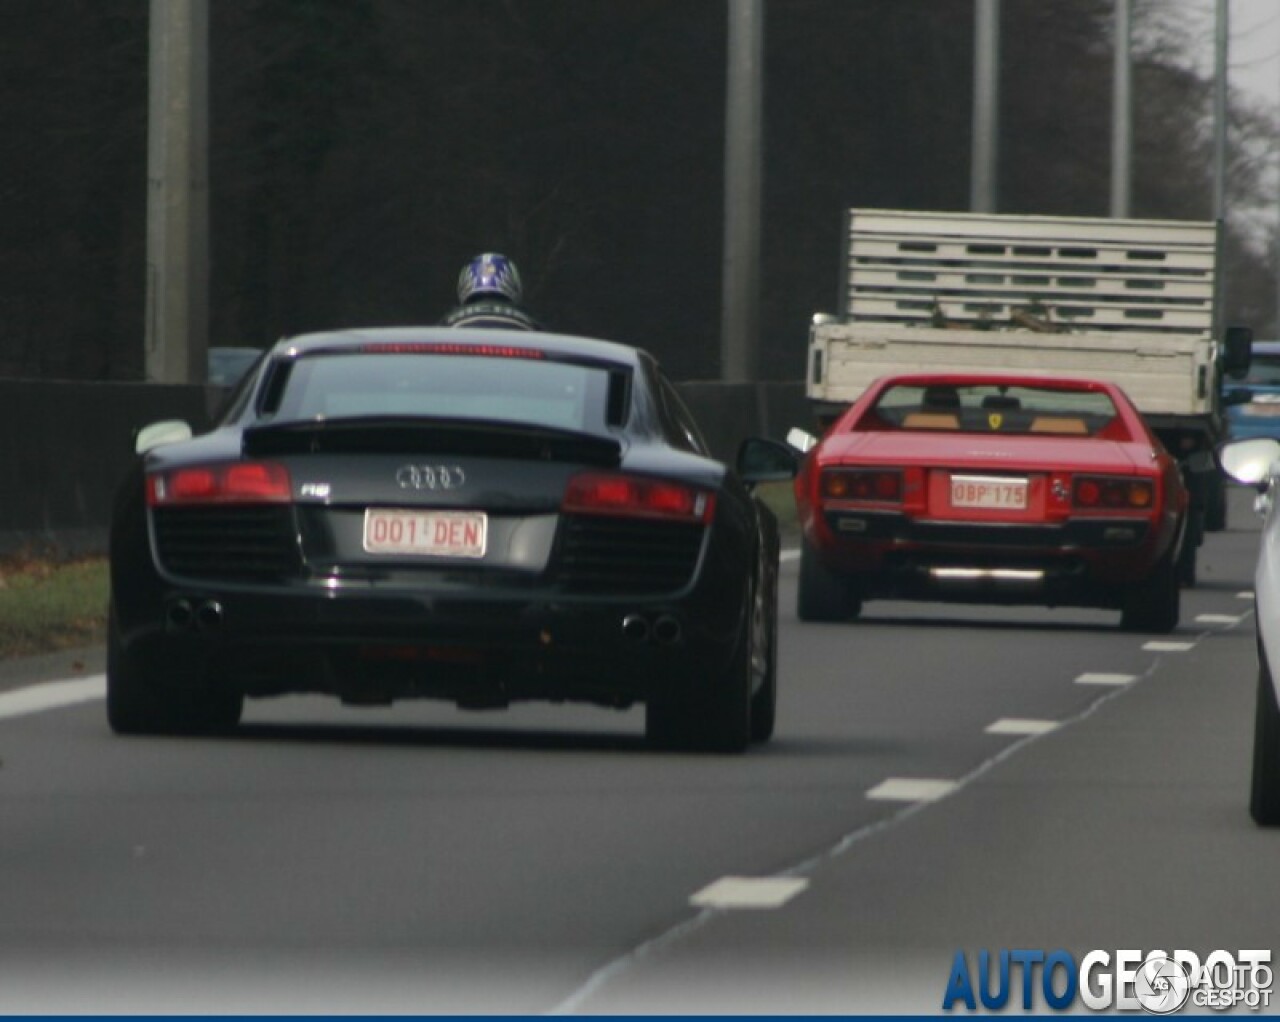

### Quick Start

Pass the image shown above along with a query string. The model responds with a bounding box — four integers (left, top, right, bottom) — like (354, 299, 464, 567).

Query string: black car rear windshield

(865, 383, 1123, 438)
(269, 352, 618, 433)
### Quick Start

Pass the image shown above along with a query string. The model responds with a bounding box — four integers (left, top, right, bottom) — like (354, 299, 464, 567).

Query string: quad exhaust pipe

(621, 613, 683, 646)
(166, 598, 225, 633)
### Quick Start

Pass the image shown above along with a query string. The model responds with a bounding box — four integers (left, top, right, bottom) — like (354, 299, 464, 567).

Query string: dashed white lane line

(1238, 591, 1256, 600)
(986, 718, 1059, 736)
(1142, 641, 1195, 653)
(689, 877, 809, 910)
(866, 778, 959, 802)
(1196, 614, 1245, 625)
(1076, 672, 1137, 686)
(0, 676, 105, 722)
(779, 549, 800, 563)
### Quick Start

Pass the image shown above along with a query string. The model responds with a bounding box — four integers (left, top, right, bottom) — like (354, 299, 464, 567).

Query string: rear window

(865, 383, 1123, 438)
(270, 352, 615, 433)
(1244, 354, 1280, 387)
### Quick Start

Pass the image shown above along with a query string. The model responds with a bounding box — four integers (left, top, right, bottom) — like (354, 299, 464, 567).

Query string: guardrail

(0, 379, 810, 557)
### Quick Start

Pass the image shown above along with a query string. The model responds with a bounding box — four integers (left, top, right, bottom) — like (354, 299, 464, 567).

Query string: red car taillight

(147, 462, 292, 506)
(563, 472, 716, 523)
(1072, 475, 1155, 510)
(820, 468, 903, 503)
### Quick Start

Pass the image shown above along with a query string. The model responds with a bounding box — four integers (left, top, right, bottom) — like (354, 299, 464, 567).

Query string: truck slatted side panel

(810, 325, 1213, 416)
(840, 210, 1218, 338)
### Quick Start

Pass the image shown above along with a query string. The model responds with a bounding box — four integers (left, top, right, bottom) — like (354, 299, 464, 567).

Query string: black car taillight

(821, 468, 903, 503)
(147, 462, 292, 506)
(562, 472, 716, 523)
(1072, 475, 1154, 510)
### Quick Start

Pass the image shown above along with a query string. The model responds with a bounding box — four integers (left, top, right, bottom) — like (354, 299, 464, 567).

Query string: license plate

(363, 509, 488, 558)
(950, 475, 1028, 510)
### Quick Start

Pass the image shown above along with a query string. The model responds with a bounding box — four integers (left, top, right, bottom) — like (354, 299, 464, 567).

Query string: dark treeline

(1, 0, 1274, 383)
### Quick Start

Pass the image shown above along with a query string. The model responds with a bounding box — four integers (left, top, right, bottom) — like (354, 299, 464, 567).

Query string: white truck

(805, 208, 1253, 581)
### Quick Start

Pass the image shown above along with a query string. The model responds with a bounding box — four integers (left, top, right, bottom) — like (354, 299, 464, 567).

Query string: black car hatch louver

(153, 506, 301, 581)
(557, 517, 705, 595)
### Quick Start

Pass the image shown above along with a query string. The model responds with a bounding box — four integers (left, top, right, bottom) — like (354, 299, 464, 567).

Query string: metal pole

(1212, 0, 1229, 221)
(146, 0, 209, 384)
(720, 0, 763, 382)
(970, 0, 1000, 213)
(1110, 0, 1132, 218)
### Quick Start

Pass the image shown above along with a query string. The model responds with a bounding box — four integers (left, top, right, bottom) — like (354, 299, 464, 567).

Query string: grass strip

(0, 557, 108, 659)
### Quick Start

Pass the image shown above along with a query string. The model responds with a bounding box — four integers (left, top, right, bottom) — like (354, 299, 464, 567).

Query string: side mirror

(1223, 324, 1253, 380)
(786, 427, 818, 453)
(1217, 437, 1280, 487)
(736, 437, 800, 485)
(135, 419, 193, 455)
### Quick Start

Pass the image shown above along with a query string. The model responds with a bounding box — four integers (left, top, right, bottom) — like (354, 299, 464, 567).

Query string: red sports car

(794, 373, 1188, 632)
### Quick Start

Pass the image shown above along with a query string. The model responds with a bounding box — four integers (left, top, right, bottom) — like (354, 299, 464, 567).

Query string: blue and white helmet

(457, 252, 523, 304)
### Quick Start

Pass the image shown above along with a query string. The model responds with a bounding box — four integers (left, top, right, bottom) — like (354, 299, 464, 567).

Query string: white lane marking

(688, 876, 809, 910)
(866, 778, 958, 802)
(1142, 641, 1195, 653)
(1238, 591, 1256, 600)
(985, 718, 1059, 736)
(779, 549, 800, 563)
(0, 676, 105, 721)
(551, 661, 1160, 1016)
(1076, 672, 1137, 686)
(1196, 614, 1244, 625)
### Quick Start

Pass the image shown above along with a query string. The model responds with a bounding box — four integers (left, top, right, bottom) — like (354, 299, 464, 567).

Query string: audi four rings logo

(396, 464, 467, 490)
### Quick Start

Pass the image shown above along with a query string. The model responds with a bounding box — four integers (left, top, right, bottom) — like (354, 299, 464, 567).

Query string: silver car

(1217, 437, 1280, 825)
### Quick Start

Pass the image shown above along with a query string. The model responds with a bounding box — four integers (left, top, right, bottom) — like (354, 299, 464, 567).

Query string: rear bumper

(810, 508, 1175, 607)
(113, 570, 746, 710)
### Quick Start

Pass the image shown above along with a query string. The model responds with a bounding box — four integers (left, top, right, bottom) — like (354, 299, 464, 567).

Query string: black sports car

(109, 328, 796, 751)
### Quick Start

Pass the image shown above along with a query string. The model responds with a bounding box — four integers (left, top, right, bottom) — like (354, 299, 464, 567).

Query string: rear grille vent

(153, 506, 301, 581)
(557, 516, 704, 594)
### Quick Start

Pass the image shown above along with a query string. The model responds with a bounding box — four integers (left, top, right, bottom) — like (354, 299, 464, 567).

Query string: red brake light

(563, 473, 715, 523)
(147, 462, 292, 506)
(1072, 476, 1154, 510)
(820, 468, 903, 503)
(358, 342, 544, 360)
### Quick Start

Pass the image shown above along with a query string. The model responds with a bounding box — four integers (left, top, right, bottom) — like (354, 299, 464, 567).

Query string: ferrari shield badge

(988, 412, 1004, 430)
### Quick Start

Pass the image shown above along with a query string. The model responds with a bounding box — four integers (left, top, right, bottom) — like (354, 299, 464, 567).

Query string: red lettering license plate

(362, 509, 488, 558)
(950, 475, 1028, 510)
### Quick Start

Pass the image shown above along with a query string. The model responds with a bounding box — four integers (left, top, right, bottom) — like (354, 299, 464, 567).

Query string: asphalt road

(0, 488, 1274, 1014)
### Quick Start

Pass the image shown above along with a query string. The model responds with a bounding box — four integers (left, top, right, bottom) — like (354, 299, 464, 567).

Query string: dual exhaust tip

(166, 598, 224, 633)
(622, 613, 683, 646)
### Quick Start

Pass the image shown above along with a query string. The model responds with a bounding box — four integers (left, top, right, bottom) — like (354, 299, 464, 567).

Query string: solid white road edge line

(0, 676, 105, 722)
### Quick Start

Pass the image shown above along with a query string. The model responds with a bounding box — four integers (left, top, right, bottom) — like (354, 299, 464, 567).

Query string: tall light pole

(1212, 0, 1229, 222)
(970, 0, 1000, 213)
(145, 0, 209, 384)
(720, 0, 763, 382)
(1110, 0, 1133, 218)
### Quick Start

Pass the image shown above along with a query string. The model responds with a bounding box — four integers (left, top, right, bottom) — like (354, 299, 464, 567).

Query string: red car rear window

(864, 383, 1127, 439)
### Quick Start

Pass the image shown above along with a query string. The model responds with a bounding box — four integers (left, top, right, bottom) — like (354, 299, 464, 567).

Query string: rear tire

(1205, 472, 1228, 532)
(1120, 552, 1180, 633)
(1251, 652, 1280, 826)
(646, 589, 754, 754)
(1177, 508, 1201, 587)
(797, 538, 861, 622)
(749, 565, 778, 743)
(107, 610, 243, 736)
